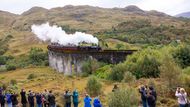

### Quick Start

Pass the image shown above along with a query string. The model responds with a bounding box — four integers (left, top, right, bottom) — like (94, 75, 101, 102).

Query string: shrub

(107, 63, 127, 81)
(0, 56, 6, 65)
(183, 67, 190, 75)
(27, 73, 37, 80)
(173, 44, 190, 68)
(0, 66, 7, 72)
(122, 72, 136, 83)
(108, 88, 139, 107)
(81, 59, 99, 77)
(6, 64, 16, 71)
(10, 79, 17, 85)
(159, 56, 182, 89)
(86, 76, 102, 96)
(125, 48, 161, 79)
(29, 47, 48, 66)
(95, 65, 112, 79)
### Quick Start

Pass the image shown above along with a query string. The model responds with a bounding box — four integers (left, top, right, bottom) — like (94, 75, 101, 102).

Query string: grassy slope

(0, 67, 115, 106)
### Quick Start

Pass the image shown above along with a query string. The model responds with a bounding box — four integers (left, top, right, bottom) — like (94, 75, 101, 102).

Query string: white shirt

(175, 91, 187, 104)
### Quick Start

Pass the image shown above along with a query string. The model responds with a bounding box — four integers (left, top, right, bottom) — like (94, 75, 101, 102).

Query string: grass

(0, 67, 115, 106)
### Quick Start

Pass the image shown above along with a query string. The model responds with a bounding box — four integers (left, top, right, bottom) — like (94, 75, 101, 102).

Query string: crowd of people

(63, 89, 102, 107)
(0, 88, 56, 107)
(0, 85, 189, 107)
(0, 88, 102, 107)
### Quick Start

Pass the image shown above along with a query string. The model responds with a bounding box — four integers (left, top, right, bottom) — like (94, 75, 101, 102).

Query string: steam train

(48, 43, 102, 52)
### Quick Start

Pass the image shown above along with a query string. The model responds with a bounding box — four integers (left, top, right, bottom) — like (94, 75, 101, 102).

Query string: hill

(0, 5, 189, 56)
(176, 12, 190, 18)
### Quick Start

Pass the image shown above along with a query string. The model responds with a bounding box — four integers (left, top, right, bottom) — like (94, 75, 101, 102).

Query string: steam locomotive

(48, 43, 102, 52)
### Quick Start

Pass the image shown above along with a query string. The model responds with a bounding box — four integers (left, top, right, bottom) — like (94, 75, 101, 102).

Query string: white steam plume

(31, 23, 98, 46)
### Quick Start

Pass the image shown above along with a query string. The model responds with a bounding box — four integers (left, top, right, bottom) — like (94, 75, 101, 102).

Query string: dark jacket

(36, 94, 42, 104)
(28, 93, 34, 104)
(147, 95, 156, 107)
(139, 88, 147, 101)
(0, 93, 6, 104)
(64, 92, 72, 103)
(48, 93, 56, 105)
(11, 94, 18, 105)
(20, 91, 27, 104)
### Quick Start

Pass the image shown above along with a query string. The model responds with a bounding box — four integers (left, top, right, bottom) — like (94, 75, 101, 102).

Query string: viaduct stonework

(48, 45, 136, 75)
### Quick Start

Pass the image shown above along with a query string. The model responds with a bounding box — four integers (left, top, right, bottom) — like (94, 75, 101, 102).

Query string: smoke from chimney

(31, 23, 98, 46)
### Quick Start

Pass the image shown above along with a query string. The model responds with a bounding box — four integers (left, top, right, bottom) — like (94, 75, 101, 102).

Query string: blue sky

(0, 0, 189, 15)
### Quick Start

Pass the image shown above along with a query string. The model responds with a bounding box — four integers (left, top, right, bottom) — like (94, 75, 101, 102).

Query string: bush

(27, 73, 37, 80)
(0, 56, 6, 65)
(0, 66, 7, 72)
(159, 56, 182, 89)
(108, 88, 139, 107)
(86, 76, 102, 96)
(95, 65, 112, 79)
(125, 48, 161, 79)
(81, 59, 99, 77)
(29, 47, 48, 66)
(173, 44, 190, 68)
(10, 79, 17, 85)
(122, 72, 136, 83)
(6, 64, 16, 71)
(107, 63, 127, 81)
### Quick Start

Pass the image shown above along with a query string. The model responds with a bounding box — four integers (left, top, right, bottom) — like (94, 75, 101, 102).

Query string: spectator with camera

(175, 87, 189, 107)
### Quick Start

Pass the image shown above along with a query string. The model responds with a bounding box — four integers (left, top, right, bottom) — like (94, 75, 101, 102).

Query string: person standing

(0, 91, 6, 107)
(149, 86, 157, 101)
(93, 97, 102, 107)
(72, 90, 79, 107)
(175, 88, 188, 107)
(48, 90, 56, 107)
(43, 89, 49, 107)
(36, 93, 42, 107)
(147, 92, 156, 107)
(64, 90, 72, 107)
(28, 90, 35, 107)
(6, 91, 12, 107)
(11, 93, 18, 107)
(84, 94, 92, 107)
(139, 85, 147, 107)
(20, 89, 27, 107)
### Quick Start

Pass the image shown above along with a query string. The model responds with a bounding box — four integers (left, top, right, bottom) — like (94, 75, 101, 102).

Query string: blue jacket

(93, 98, 102, 107)
(73, 91, 79, 103)
(84, 96, 91, 107)
(6, 94, 12, 103)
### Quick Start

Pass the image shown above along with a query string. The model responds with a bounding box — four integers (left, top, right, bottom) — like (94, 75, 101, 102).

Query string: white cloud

(0, 0, 189, 15)
(136, 0, 190, 15)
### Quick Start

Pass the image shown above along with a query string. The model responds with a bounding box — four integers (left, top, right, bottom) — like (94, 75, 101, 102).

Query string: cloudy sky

(0, 0, 189, 15)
